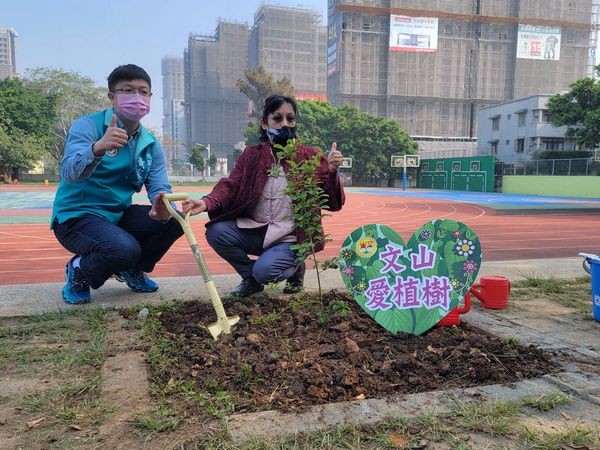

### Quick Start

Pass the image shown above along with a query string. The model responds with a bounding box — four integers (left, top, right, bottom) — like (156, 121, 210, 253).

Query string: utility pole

(206, 144, 211, 177)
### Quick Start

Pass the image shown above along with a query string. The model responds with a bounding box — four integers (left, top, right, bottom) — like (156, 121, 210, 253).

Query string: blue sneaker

(114, 268, 159, 292)
(62, 257, 91, 304)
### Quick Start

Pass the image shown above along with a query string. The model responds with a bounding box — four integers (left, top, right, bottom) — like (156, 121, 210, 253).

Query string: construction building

(249, 5, 327, 101)
(183, 5, 326, 163)
(184, 22, 251, 162)
(0, 27, 18, 80)
(161, 56, 187, 170)
(327, 0, 595, 156)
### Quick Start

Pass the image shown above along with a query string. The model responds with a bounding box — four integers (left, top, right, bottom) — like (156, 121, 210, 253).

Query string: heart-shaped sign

(338, 220, 481, 335)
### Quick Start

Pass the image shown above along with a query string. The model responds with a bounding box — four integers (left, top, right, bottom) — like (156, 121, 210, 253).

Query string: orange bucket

(470, 276, 511, 309)
(436, 292, 471, 327)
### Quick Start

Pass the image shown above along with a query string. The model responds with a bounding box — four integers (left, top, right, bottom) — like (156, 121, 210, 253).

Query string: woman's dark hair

(259, 95, 298, 142)
(107, 64, 152, 91)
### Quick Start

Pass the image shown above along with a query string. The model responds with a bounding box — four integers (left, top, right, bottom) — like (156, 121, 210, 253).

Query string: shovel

(162, 193, 240, 339)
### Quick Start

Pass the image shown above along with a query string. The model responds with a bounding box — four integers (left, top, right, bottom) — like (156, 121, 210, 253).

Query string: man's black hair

(107, 64, 151, 91)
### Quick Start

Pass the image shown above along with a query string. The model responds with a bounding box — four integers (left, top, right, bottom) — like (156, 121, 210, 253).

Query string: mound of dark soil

(155, 291, 559, 414)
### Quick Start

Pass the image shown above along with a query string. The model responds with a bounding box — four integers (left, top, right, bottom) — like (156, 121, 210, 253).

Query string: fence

(495, 158, 600, 176)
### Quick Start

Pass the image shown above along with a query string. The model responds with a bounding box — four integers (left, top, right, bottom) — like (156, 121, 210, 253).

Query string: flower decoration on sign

(338, 220, 482, 335)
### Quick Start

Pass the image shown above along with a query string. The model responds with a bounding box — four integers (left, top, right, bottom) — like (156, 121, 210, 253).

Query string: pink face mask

(117, 93, 150, 121)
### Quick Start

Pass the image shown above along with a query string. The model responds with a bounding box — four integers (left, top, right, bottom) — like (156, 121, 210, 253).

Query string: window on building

(541, 110, 553, 123)
(517, 111, 526, 127)
(490, 141, 498, 155)
(516, 138, 525, 153)
(452, 161, 461, 171)
(470, 161, 480, 171)
(541, 137, 564, 151)
(436, 162, 444, 171)
(529, 137, 538, 149)
(362, 17, 372, 31)
(491, 116, 500, 130)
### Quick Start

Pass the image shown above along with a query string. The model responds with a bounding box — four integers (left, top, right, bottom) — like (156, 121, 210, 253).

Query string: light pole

(194, 143, 211, 177)
(184, 162, 194, 177)
(183, 153, 193, 177)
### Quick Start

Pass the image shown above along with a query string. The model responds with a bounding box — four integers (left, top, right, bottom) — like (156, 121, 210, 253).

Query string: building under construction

(250, 5, 327, 98)
(327, 0, 596, 154)
(184, 5, 327, 161)
(184, 22, 251, 161)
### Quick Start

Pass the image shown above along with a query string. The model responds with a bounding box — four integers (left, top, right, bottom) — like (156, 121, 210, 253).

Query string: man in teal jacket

(51, 64, 183, 304)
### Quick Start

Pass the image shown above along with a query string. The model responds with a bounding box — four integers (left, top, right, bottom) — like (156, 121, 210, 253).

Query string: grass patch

(523, 392, 573, 411)
(133, 406, 184, 433)
(414, 412, 460, 442)
(21, 374, 112, 426)
(0, 307, 111, 441)
(521, 424, 600, 449)
(510, 276, 592, 315)
(22, 374, 99, 413)
(0, 308, 107, 374)
(450, 399, 520, 435)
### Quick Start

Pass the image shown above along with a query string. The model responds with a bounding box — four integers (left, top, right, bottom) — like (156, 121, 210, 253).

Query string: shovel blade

(207, 315, 241, 340)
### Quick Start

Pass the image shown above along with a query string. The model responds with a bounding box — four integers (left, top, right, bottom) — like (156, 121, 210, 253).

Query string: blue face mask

(267, 126, 296, 146)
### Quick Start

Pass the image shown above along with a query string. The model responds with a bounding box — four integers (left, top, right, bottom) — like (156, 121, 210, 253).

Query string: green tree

(237, 66, 295, 122)
(271, 139, 331, 299)
(24, 68, 109, 163)
(190, 144, 207, 175)
(242, 99, 417, 183)
(0, 125, 46, 181)
(207, 154, 217, 174)
(297, 100, 417, 182)
(0, 78, 56, 136)
(0, 78, 56, 181)
(547, 66, 600, 149)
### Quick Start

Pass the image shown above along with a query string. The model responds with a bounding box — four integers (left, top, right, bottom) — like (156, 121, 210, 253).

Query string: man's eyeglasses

(113, 88, 152, 97)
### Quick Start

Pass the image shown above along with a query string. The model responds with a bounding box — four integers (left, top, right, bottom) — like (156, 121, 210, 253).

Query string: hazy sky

(4, 0, 328, 132)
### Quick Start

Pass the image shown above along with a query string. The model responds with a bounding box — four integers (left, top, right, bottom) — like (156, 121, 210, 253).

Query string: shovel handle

(161, 193, 195, 245)
(163, 193, 189, 202)
(162, 193, 239, 339)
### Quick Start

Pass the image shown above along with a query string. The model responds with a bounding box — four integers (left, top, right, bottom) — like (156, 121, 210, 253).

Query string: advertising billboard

(516, 24, 561, 61)
(389, 15, 438, 53)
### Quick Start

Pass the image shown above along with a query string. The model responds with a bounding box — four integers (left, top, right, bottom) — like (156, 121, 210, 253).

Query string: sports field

(2, 184, 600, 285)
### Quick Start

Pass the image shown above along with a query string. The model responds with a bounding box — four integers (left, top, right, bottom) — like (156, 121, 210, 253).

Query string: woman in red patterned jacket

(182, 95, 345, 297)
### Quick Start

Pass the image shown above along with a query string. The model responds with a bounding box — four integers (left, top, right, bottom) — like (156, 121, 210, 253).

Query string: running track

(2, 185, 600, 286)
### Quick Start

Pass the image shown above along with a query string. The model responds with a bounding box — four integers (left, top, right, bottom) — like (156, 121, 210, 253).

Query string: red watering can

(470, 276, 511, 310)
(436, 292, 471, 327)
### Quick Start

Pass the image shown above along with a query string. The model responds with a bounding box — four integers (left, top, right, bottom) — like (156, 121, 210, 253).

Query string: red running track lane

(2, 192, 600, 286)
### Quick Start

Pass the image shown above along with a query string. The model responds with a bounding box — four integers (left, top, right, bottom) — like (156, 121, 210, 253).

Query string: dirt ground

(3, 284, 597, 449)
(156, 291, 559, 415)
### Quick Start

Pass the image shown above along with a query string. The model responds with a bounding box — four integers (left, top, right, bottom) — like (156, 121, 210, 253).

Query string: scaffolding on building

(329, 0, 595, 152)
(591, 0, 600, 77)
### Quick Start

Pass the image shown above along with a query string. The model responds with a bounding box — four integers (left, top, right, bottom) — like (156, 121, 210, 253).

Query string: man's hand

(149, 192, 171, 221)
(182, 198, 207, 216)
(328, 142, 343, 173)
(92, 114, 128, 157)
